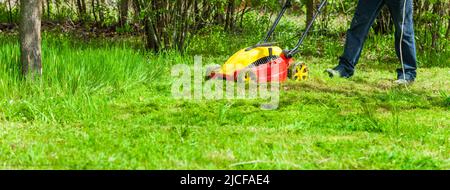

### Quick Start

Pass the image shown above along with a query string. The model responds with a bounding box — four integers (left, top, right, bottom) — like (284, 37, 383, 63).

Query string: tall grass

(0, 33, 167, 124)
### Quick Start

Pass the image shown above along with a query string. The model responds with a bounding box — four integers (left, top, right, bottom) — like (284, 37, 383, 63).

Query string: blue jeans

(336, 0, 417, 80)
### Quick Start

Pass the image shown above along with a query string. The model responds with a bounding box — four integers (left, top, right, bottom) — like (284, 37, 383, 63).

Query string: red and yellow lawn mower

(207, 0, 328, 83)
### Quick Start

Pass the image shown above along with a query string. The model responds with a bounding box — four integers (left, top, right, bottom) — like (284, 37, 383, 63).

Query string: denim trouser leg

(337, 0, 418, 80)
(386, 0, 418, 81)
(337, 0, 385, 77)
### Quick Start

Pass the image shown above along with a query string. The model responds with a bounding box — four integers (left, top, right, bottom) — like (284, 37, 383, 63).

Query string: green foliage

(0, 0, 449, 170)
(116, 24, 133, 34)
(186, 10, 272, 56)
(0, 2, 19, 23)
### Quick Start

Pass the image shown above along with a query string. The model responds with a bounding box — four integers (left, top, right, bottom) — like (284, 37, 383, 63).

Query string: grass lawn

(0, 29, 449, 169)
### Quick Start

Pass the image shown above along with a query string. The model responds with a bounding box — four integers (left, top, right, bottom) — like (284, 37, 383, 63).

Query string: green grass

(0, 24, 449, 169)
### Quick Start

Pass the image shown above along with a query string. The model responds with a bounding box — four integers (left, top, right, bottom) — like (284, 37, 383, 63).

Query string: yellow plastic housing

(220, 46, 283, 75)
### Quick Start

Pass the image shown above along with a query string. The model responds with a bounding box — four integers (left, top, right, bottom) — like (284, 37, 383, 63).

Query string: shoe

(326, 64, 354, 78)
(394, 79, 414, 85)
(326, 68, 350, 78)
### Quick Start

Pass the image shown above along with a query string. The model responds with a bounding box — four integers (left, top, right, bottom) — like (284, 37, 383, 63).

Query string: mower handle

(245, 42, 279, 51)
(285, 0, 328, 58)
(261, 0, 292, 44)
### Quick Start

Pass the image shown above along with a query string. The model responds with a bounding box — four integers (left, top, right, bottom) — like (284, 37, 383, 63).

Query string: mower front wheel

(237, 68, 258, 84)
(205, 64, 221, 80)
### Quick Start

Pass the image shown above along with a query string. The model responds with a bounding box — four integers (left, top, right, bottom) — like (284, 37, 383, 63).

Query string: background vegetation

(0, 0, 449, 169)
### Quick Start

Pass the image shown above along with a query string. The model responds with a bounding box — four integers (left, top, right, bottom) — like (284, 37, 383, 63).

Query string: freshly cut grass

(0, 31, 449, 169)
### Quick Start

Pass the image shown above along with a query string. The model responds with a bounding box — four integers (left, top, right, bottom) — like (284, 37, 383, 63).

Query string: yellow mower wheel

(290, 63, 309, 81)
(237, 68, 257, 84)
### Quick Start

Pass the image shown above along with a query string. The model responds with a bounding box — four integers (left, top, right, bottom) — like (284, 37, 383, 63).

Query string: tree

(55, 0, 62, 18)
(141, 0, 195, 52)
(98, 0, 105, 24)
(92, 0, 98, 22)
(46, 0, 52, 19)
(20, 0, 43, 78)
(373, 7, 393, 34)
(224, 0, 236, 31)
(76, 0, 87, 22)
(131, 0, 141, 24)
(305, 0, 315, 28)
(119, 0, 130, 27)
(447, 7, 450, 39)
(6, 0, 13, 23)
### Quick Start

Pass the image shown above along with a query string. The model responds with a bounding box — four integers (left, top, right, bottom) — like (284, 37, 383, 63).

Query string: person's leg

(386, 0, 417, 81)
(329, 0, 385, 78)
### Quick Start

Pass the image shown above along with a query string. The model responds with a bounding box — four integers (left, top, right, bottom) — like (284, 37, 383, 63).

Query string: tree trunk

(20, 0, 43, 78)
(177, 0, 192, 51)
(306, 0, 315, 28)
(41, 0, 45, 20)
(55, 0, 61, 17)
(46, 0, 51, 19)
(92, 0, 98, 23)
(225, 0, 235, 31)
(119, 0, 130, 27)
(193, 0, 200, 28)
(447, 11, 450, 39)
(76, 0, 84, 21)
(214, 3, 225, 26)
(239, 1, 249, 28)
(446, 1, 450, 39)
(76, 0, 87, 22)
(431, 0, 442, 49)
(98, 0, 105, 24)
(199, 0, 212, 30)
(373, 7, 392, 34)
(132, 0, 141, 23)
(144, 17, 159, 52)
(81, 0, 87, 15)
(7, 0, 13, 23)
(320, 1, 329, 30)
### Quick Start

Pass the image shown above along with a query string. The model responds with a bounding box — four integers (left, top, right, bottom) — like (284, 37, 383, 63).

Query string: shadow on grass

(284, 79, 447, 110)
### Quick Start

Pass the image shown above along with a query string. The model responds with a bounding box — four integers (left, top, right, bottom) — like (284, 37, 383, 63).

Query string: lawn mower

(206, 0, 328, 83)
